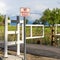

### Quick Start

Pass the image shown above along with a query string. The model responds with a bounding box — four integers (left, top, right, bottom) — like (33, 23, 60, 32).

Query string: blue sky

(0, 0, 60, 22)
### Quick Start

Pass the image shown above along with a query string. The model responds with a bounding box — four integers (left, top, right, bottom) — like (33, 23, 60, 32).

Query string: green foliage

(40, 8, 60, 45)
(0, 16, 3, 22)
(40, 8, 60, 25)
(41, 9, 51, 24)
(0, 25, 60, 46)
(8, 16, 10, 20)
(33, 19, 40, 24)
(0, 15, 4, 25)
(33, 8, 60, 25)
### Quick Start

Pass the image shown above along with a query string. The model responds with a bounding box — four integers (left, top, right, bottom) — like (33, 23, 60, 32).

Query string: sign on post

(20, 7, 30, 17)
(20, 7, 30, 60)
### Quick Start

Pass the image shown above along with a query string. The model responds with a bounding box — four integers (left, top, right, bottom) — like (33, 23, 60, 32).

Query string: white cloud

(0, 1, 7, 14)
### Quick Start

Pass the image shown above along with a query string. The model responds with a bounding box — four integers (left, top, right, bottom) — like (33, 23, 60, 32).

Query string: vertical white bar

(22, 21, 24, 43)
(17, 16, 20, 55)
(31, 26, 32, 37)
(43, 25, 44, 37)
(55, 24, 57, 35)
(4, 15, 8, 57)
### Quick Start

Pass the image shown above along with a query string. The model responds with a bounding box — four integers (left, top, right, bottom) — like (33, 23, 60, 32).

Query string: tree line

(33, 8, 60, 25)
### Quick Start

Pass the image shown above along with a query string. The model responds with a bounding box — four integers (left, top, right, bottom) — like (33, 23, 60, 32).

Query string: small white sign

(20, 7, 30, 17)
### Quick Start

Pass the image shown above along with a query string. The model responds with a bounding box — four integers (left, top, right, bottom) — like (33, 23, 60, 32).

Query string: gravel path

(0, 44, 60, 60)
(20, 44, 60, 59)
(7, 44, 60, 59)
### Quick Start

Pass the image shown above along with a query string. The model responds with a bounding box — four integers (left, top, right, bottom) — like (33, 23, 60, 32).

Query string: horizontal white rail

(55, 24, 60, 36)
(26, 24, 44, 26)
(8, 31, 18, 34)
(26, 36, 44, 39)
(26, 24, 44, 39)
(8, 20, 11, 23)
(7, 41, 23, 45)
(0, 41, 23, 46)
(55, 24, 60, 26)
(55, 34, 60, 36)
(20, 20, 23, 23)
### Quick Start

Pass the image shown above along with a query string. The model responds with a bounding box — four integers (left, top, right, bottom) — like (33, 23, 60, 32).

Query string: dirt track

(0, 44, 60, 60)
(7, 44, 60, 59)
(20, 44, 60, 59)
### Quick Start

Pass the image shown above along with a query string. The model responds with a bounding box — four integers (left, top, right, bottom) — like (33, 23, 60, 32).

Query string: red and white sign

(20, 8, 30, 17)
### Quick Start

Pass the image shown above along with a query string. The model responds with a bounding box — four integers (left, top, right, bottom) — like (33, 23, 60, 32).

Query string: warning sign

(20, 7, 30, 17)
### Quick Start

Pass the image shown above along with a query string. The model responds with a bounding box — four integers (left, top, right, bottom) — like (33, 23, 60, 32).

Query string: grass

(0, 25, 4, 31)
(57, 26, 60, 34)
(0, 25, 60, 46)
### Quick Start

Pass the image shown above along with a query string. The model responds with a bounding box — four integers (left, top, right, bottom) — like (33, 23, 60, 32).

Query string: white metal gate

(4, 15, 44, 57)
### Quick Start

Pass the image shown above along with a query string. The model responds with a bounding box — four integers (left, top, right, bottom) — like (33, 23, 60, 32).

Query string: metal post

(22, 21, 24, 43)
(23, 17, 26, 60)
(31, 26, 32, 37)
(4, 15, 8, 57)
(17, 16, 20, 55)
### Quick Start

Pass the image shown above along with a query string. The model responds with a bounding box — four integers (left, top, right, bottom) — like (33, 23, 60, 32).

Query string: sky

(0, 0, 60, 22)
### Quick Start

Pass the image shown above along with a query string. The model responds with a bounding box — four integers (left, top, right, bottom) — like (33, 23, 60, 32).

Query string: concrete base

(1, 55, 23, 60)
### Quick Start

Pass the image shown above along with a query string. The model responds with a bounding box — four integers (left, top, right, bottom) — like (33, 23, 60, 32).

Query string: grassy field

(0, 25, 60, 46)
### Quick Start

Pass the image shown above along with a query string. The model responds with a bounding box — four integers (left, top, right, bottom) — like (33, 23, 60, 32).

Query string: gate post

(16, 16, 20, 56)
(4, 15, 8, 57)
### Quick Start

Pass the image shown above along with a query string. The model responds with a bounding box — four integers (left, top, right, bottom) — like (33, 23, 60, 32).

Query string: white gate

(4, 15, 44, 57)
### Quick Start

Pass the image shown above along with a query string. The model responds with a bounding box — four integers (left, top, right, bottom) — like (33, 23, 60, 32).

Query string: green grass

(8, 25, 17, 31)
(0, 25, 60, 46)
(0, 26, 4, 30)
(57, 26, 60, 33)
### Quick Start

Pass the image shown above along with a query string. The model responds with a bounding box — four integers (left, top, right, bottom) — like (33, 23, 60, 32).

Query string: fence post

(16, 16, 20, 55)
(22, 20, 24, 43)
(4, 15, 8, 57)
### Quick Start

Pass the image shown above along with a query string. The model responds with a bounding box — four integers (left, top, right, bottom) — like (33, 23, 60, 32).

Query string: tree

(40, 8, 51, 25)
(33, 19, 40, 24)
(8, 16, 10, 20)
(40, 8, 60, 46)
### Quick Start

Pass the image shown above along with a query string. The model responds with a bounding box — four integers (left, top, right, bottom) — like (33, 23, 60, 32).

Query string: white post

(17, 16, 20, 55)
(22, 21, 24, 43)
(43, 25, 44, 37)
(55, 24, 57, 35)
(30, 26, 32, 37)
(4, 15, 8, 57)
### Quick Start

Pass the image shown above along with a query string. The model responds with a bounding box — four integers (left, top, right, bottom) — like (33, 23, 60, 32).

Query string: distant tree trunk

(50, 24, 55, 46)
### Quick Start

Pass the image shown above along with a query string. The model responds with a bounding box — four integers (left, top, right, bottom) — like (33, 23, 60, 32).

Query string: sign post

(20, 7, 30, 60)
